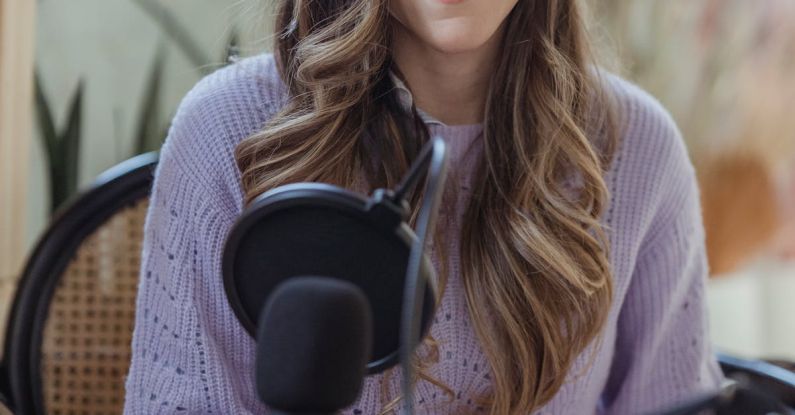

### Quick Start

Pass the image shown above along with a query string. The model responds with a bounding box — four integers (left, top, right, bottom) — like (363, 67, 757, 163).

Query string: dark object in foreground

(256, 277, 372, 415)
(654, 354, 795, 415)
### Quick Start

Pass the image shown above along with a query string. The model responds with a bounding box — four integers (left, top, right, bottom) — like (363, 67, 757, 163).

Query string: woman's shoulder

(599, 73, 701, 247)
(601, 72, 696, 197)
(168, 52, 287, 154)
(603, 72, 688, 167)
(159, 53, 288, 209)
(183, 52, 288, 116)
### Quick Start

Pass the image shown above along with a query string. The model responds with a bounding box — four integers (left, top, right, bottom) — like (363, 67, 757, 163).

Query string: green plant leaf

(223, 27, 241, 66)
(55, 80, 84, 212)
(34, 69, 78, 214)
(33, 69, 57, 147)
(130, 0, 211, 72)
(134, 45, 167, 155)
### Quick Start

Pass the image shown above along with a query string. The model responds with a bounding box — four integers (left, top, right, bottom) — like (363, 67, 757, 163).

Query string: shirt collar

(389, 71, 446, 126)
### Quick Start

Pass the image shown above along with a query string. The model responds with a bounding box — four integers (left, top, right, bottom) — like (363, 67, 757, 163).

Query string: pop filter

(223, 182, 437, 374)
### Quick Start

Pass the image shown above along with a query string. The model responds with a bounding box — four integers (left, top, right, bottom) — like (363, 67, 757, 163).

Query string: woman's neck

(391, 22, 504, 126)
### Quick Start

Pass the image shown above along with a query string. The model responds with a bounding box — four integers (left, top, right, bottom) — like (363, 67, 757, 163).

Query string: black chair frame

(0, 152, 158, 415)
(719, 353, 795, 408)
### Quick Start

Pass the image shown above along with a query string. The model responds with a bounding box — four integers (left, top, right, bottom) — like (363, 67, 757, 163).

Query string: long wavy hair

(235, 0, 618, 413)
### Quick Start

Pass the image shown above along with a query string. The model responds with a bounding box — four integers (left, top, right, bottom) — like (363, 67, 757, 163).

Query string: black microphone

(256, 277, 372, 415)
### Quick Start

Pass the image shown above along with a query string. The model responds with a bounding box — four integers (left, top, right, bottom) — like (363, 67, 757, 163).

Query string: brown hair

(234, 0, 618, 413)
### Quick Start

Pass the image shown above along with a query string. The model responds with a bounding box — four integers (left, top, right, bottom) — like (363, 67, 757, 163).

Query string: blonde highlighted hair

(235, 0, 618, 413)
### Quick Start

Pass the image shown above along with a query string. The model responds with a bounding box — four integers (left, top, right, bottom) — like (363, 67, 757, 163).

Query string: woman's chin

(423, 25, 494, 54)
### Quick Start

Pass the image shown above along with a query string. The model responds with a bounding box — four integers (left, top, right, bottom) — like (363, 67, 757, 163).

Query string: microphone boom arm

(398, 137, 449, 415)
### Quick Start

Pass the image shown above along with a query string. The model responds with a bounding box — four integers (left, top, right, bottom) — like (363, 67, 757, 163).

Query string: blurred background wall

(27, 0, 274, 250)
(593, 0, 795, 360)
(3, 0, 794, 361)
(0, 0, 36, 347)
(1, 0, 274, 349)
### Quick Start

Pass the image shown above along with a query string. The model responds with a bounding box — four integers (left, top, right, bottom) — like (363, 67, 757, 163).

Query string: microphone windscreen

(229, 200, 434, 373)
(256, 277, 373, 413)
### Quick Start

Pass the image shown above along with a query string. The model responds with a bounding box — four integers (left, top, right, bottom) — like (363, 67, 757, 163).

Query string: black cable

(397, 137, 448, 415)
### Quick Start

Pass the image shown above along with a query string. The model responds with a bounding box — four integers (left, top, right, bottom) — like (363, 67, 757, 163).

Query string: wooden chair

(0, 152, 157, 415)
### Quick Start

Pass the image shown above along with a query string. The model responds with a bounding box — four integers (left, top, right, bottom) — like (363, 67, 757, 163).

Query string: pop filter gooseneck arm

(396, 137, 448, 415)
(391, 138, 444, 204)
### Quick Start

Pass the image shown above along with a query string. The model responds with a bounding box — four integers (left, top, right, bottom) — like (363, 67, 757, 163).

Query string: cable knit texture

(123, 53, 723, 414)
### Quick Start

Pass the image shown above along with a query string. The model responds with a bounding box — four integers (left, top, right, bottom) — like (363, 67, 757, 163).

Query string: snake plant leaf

(55, 80, 84, 212)
(35, 70, 83, 213)
(130, 0, 211, 73)
(224, 27, 241, 65)
(33, 69, 57, 147)
(34, 70, 62, 213)
(134, 45, 167, 155)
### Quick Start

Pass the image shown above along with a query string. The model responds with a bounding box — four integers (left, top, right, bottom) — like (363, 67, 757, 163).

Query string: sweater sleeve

(123, 77, 268, 413)
(601, 112, 724, 414)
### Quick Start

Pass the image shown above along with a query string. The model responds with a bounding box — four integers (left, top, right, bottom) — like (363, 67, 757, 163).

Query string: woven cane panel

(40, 198, 149, 415)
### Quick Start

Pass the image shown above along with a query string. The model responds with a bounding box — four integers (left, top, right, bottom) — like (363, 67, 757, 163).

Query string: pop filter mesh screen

(232, 205, 433, 369)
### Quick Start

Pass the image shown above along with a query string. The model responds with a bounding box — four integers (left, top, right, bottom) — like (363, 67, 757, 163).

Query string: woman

(124, 0, 723, 413)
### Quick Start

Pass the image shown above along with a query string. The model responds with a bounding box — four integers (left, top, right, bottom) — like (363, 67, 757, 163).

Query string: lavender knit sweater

(123, 53, 723, 414)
